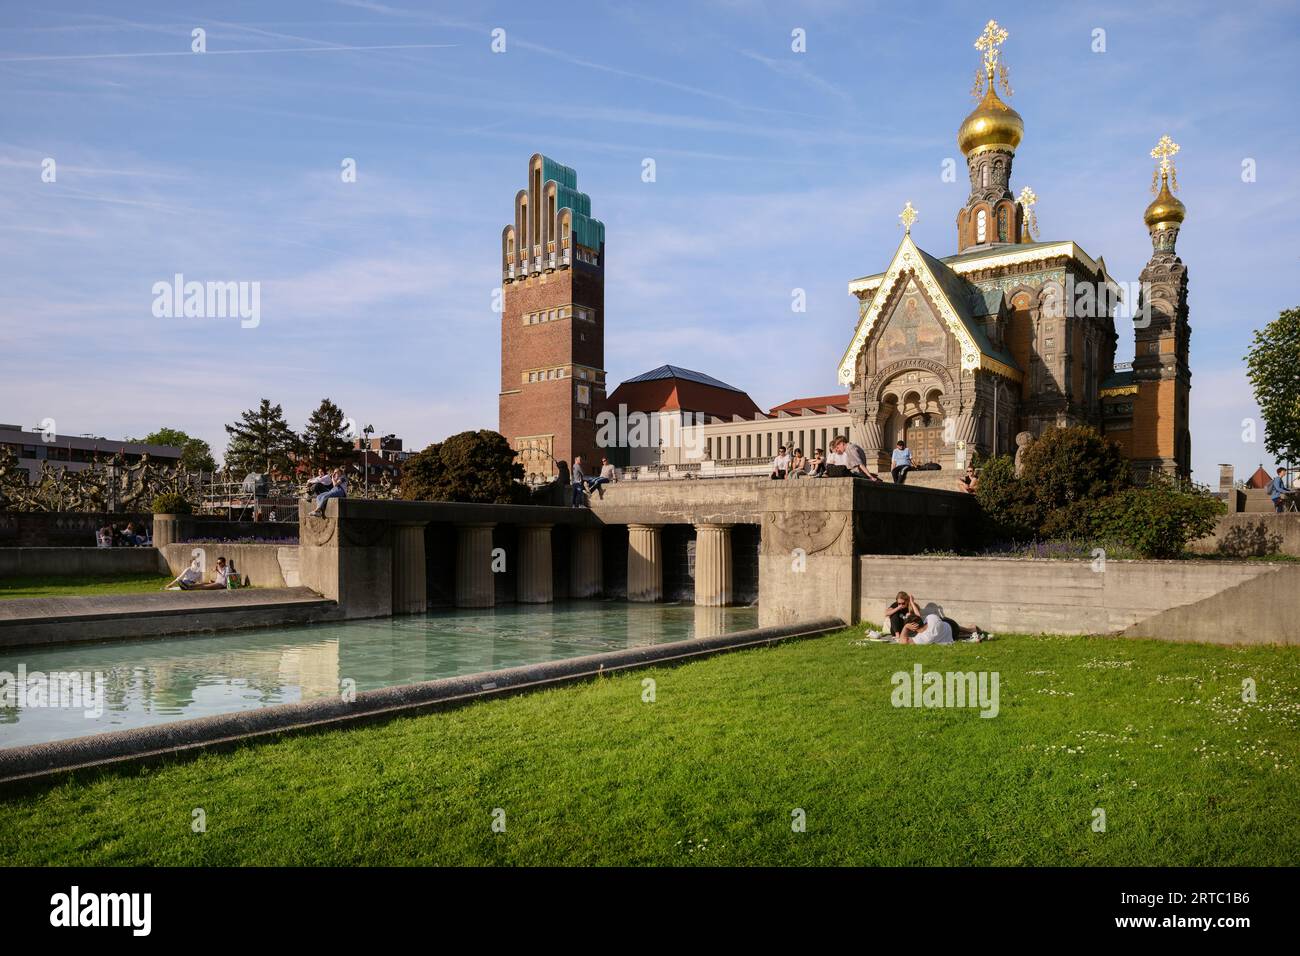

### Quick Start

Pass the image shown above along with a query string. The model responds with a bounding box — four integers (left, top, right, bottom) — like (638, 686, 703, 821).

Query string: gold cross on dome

(1150, 134, 1180, 174)
(974, 19, 1008, 75)
(1017, 186, 1039, 239)
(899, 201, 918, 233)
(1150, 134, 1181, 193)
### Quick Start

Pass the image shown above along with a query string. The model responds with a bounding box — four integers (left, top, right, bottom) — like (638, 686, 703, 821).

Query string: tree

(302, 399, 355, 472)
(1245, 306, 1300, 465)
(400, 430, 525, 504)
(133, 427, 217, 472)
(223, 400, 299, 477)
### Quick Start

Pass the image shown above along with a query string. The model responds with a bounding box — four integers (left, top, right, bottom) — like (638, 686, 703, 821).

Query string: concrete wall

(158, 543, 297, 588)
(0, 511, 153, 547)
(857, 555, 1298, 644)
(1188, 514, 1300, 558)
(0, 547, 163, 578)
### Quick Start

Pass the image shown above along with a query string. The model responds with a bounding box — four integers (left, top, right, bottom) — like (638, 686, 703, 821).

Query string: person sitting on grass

(884, 591, 922, 638)
(182, 556, 231, 590)
(164, 558, 204, 590)
(307, 467, 347, 517)
(897, 610, 987, 644)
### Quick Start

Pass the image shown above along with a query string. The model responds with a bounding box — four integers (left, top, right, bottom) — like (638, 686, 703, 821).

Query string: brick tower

(1130, 135, 1192, 478)
(499, 154, 606, 483)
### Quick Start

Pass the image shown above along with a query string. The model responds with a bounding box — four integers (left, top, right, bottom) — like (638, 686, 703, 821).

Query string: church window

(997, 207, 1008, 242)
(976, 209, 987, 243)
(981, 164, 989, 188)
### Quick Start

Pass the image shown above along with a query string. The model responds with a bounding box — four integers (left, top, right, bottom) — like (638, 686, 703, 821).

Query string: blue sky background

(1, 0, 1296, 484)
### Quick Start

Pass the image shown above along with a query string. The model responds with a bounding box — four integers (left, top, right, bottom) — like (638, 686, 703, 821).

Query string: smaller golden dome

(958, 86, 1023, 155)
(1144, 174, 1186, 229)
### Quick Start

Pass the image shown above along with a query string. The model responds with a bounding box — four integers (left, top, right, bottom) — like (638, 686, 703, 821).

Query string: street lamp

(362, 424, 375, 494)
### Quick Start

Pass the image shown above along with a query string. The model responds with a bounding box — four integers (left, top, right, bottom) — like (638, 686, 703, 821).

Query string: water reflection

(0, 601, 758, 748)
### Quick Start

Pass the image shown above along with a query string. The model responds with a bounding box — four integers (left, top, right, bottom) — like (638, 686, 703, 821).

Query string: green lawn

(1, 626, 1297, 866)
(0, 573, 175, 599)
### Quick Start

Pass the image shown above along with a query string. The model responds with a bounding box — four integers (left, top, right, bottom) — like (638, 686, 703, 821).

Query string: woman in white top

(164, 558, 204, 590)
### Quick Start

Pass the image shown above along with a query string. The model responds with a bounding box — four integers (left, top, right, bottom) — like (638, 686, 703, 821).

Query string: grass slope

(0, 573, 175, 599)
(1, 627, 1297, 866)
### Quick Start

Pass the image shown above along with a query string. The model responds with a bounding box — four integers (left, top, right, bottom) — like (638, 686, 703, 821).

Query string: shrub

(1018, 426, 1130, 521)
(973, 454, 1036, 542)
(400, 430, 527, 504)
(1091, 476, 1225, 558)
(151, 492, 192, 515)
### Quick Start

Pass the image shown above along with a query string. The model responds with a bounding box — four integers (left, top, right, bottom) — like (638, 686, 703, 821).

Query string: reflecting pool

(0, 601, 759, 748)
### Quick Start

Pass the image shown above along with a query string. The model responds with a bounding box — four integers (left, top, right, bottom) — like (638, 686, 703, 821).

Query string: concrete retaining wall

(858, 555, 1298, 643)
(0, 511, 152, 548)
(0, 547, 163, 578)
(1189, 514, 1300, 558)
(158, 542, 294, 588)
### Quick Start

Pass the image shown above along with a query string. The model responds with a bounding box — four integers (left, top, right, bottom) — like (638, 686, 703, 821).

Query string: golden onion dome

(1144, 174, 1186, 229)
(958, 85, 1023, 155)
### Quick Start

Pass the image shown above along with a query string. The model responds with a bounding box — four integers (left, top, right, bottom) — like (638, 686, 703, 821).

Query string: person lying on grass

(896, 611, 987, 644)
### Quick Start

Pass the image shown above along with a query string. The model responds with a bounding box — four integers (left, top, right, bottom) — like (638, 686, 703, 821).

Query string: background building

(0, 423, 181, 482)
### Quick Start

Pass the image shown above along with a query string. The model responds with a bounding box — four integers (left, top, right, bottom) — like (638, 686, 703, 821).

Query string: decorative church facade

(499, 20, 1192, 482)
(838, 20, 1192, 478)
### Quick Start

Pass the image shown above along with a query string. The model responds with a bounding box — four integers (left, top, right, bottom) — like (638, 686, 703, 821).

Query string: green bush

(151, 492, 192, 515)
(400, 430, 527, 504)
(973, 454, 1036, 541)
(1091, 476, 1225, 559)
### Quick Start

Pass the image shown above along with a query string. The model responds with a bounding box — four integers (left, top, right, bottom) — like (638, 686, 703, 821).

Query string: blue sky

(1, 0, 1297, 484)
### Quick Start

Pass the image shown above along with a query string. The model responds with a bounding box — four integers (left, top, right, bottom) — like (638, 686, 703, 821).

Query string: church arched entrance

(904, 412, 943, 465)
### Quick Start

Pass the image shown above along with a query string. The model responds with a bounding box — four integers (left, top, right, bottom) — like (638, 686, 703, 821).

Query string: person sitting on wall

(787, 448, 807, 478)
(825, 435, 883, 482)
(891, 440, 913, 484)
(897, 610, 987, 644)
(96, 524, 113, 548)
(121, 521, 146, 546)
(1267, 467, 1290, 513)
(884, 591, 922, 638)
(307, 468, 347, 517)
(770, 445, 790, 480)
(585, 456, 616, 498)
(957, 466, 979, 494)
(807, 449, 826, 478)
(307, 468, 332, 497)
(164, 557, 204, 590)
(184, 556, 231, 590)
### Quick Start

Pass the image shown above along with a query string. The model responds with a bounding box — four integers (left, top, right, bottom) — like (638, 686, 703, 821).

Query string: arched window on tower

(976, 209, 987, 243)
(997, 206, 1009, 242)
(981, 164, 989, 188)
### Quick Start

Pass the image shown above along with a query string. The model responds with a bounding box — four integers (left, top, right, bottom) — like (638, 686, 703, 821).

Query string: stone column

(151, 513, 191, 548)
(627, 523, 663, 602)
(693, 523, 733, 607)
(455, 523, 496, 608)
(516, 524, 553, 604)
(569, 526, 603, 598)
(391, 522, 428, 615)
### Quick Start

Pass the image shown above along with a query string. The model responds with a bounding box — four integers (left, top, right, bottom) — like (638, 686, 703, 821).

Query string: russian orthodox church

(838, 20, 1192, 477)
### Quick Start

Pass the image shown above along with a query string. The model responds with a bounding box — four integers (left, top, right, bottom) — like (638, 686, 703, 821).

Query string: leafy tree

(133, 427, 217, 472)
(1245, 306, 1300, 465)
(302, 398, 355, 472)
(151, 492, 192, 515)
(400, 430, 525, 504)
(223, 400, 299, 477)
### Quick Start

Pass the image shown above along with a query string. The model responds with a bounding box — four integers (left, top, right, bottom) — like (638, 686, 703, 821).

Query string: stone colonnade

(387, 520, 739, 613)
